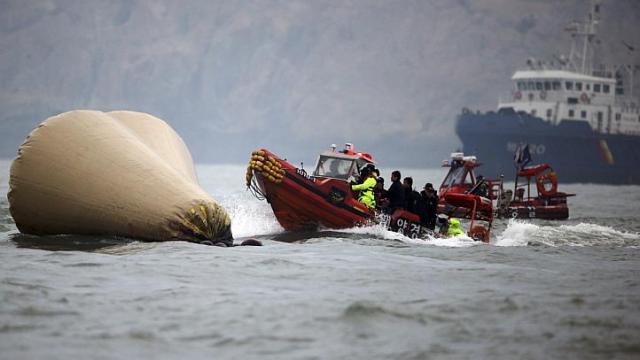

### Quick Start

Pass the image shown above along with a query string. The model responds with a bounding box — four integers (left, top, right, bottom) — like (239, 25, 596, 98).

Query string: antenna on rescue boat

(344, 143, 353, 152)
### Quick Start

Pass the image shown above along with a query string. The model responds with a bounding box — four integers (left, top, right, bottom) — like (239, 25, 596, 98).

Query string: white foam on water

(554, 222, 640, 246)
(494, 219, 640, 247)
(339, 223, 480, 247)
(338, 223, 408, 241)
(558, 222, 639, 240)
(420, 233, 479, 248)
(224, 194, 284, 238)
(494, 220, 542, 247)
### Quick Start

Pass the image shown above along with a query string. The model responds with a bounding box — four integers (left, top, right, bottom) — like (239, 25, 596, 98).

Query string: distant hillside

(0, 0, 638, 167)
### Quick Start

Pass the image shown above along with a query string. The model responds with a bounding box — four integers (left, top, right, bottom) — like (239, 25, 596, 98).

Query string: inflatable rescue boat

(437, 153, 496, 242)
(246, 144, 376, 231)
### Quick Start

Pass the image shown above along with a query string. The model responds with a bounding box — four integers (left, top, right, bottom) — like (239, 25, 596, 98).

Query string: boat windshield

(441, 167, 473, 187)
(314, 156, 355, 180)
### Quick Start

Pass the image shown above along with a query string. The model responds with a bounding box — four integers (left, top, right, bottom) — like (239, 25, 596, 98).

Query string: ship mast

(565, 0, 600, 75)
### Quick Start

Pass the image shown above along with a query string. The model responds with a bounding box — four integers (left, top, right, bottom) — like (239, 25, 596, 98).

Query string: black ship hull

(456, 109, 640, 184)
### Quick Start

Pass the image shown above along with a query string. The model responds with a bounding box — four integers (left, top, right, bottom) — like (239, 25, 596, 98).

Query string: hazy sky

(0, 0, 638, 165)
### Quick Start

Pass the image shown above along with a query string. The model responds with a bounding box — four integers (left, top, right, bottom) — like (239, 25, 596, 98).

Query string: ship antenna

(581, 0, 600, 73)
(565, 0, 601, 75)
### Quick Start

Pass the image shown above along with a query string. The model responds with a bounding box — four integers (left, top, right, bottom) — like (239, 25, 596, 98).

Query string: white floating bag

(8, 110, 232, 245)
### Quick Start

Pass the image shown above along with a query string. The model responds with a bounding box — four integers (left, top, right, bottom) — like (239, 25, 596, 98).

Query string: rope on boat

(246, 150, 285, 185)
(246, 149, 286, 200)
(248, 175, 266, 201)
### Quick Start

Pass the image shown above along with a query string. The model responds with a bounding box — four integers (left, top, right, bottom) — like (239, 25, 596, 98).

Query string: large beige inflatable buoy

(8, 110, 233, 245)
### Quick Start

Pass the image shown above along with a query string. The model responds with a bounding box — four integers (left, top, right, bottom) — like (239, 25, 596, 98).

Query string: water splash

(338, 223, 480, 248)
(493, 220, 541, 247)
(494, 219, 640, 247)
(221, 192, 283, 238)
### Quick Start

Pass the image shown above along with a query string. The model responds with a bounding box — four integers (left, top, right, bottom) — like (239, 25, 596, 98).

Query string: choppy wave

(494, 219, 640, 247)
(341, 301, 428, 325)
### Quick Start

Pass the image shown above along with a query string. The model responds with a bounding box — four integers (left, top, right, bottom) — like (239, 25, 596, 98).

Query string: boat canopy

(441, 166, 474, 188)
(313, 144, 376, 181)
(313, 154, 358, 180)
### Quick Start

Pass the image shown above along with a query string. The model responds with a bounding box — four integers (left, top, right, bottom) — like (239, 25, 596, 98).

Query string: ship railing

(500, 92, 555, 104)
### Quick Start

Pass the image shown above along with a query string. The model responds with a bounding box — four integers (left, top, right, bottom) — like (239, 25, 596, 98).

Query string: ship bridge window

(442, 167, 472, 187)
(576, 82, 583, 91)
(565, 81, 574, 90)
(546, 109, 553, 118)
(536, 82, 543, 90)
(569, 109, 575, 117)
(603, 84, 610, 93)
(594, 84, 601, 93)
(517, 81, 525, 90)
(544, 81, 551, 91)
(586, 83, 591, 91)
(527, 81, 535, 90)
(568, 97, 578, 104)
(552, 81, 561, 90)
(314, 156, 355, 180)
(581, 110, 587, 119)
(616, 113, 621, 121)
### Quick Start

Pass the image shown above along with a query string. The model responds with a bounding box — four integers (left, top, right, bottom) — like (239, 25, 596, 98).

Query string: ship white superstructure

(497, 1, 639, 136)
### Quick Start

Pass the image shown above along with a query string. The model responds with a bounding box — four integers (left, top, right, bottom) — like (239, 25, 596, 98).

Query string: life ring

(580, 92, 589, 103)
(539, 90, 547, 100)
(536, 172, 558, 196)
(514, 91, 522, 100)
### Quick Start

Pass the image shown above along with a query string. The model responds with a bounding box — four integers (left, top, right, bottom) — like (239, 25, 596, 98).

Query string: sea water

(1, 160, 639, 359)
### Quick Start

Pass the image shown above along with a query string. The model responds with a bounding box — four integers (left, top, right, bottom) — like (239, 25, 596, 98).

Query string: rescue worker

(373, 176, 389, 211)
(351, 168, 376, 209)
(417, 183, 439, 230)
(386, 170, 405, 213)
(471, 175, 489, 197)
(403, 177, 420, 213)
(447, 218, 465, 237)
(436, 214, 449, 235)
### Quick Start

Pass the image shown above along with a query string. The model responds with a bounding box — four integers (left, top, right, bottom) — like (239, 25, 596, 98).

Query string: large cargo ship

(456, 1, 640, 184)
